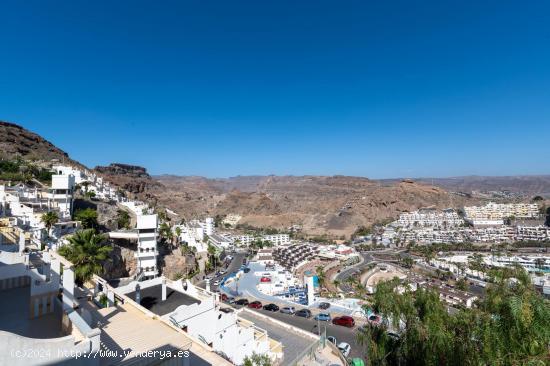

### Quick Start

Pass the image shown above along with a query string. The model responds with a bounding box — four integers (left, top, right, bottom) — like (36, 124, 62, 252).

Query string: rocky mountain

(94, 163, 163, 199)
(388, 176, 550, 196)
(153, 175, 478, 238)
(2, 120, 546, 239)
(0, 121, 80, 165)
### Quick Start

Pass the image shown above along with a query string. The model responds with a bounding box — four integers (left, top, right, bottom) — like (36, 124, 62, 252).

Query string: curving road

(335, 252, 374, 292)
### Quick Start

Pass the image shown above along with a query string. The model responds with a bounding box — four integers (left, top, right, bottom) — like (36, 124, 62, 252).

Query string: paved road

(232, 303, 366, 360)
(196, 251, 247, 291)
(336, 252, 374, 292)
(238, 310, 317, 366)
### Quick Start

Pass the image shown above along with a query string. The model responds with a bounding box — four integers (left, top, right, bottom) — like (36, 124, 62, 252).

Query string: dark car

(332, 316, 355, 328)
(243, 268, 251, 273)
(263, 303, 280, 312)
(295, 309, 312, 318)
(318, 302, 331, 310)
(219, 307, 234, 313)
(235, 298, 249, 306)
(248, 301, 262, 309)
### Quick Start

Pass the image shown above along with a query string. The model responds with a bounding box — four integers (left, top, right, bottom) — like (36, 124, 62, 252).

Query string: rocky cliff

(0, 121, 80, 165)
(94, 163, 163, 198)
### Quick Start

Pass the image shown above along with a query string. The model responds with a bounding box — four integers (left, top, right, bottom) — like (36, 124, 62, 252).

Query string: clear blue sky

(1, 1, 549, 178)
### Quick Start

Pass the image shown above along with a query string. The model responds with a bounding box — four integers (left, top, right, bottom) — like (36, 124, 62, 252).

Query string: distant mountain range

(2, 120, 548, 238)
(380, 176, 550, 196)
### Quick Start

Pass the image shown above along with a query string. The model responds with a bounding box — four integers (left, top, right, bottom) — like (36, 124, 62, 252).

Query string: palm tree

(41, 211, 59, 237)
(207, 244, 218, 272)
(58, 229, 112, 285)
(316, 265, 326, 289)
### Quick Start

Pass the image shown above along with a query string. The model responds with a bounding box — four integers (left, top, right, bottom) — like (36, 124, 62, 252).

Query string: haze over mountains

(2, 120, 549, 237)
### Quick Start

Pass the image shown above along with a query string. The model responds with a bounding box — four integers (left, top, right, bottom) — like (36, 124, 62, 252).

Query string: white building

(397, 209, 464, 228)
(464, 202, 539, 220)
(136, 214, 159, 279)
(0, 236, 101, 365)
(262, 233, 290, 246)
(49, 174, 75, 219)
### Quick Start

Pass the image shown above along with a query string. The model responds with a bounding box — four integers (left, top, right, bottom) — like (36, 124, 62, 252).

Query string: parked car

(248, 301, 262, 309)
(327, 336, 337, 345)
(332, 316, 355, 327)
(219, 307, 233, 313)
(260, 276, 271, 283)
(263, 303, 280, 312)
(213, 280, 220, 286)
(243, 268, 251, 273)
(280, 306, 296, 314)
(318, 302, 331, 310)
(295, 309, 312, 318)
(314, 313, 331, 321)
(235, 299, 249, 306)
(221, 293, 229, 301)
(337, 342, 351, 357)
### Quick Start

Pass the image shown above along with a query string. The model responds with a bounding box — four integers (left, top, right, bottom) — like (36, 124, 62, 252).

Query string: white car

(213, 280, 220, 286)
(337, 342, 351, 357)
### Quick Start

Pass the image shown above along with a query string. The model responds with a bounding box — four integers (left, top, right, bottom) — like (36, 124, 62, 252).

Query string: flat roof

(127, 284, 200, 316)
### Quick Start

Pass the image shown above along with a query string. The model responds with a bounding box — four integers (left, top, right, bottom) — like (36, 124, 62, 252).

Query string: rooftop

(0, 286, 65, 339)
(127, 284, 200, 316)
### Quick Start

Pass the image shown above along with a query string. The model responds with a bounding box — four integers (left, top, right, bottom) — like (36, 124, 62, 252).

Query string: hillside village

(0, 122, 549, 366)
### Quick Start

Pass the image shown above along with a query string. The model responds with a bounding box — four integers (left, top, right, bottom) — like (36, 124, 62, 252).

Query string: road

(196, 251, 247, 291)
(336, 252, 374, 292)
(231, 303, 366, 359)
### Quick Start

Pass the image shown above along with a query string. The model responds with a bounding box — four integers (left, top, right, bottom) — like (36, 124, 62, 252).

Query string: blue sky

(1, 0, 549, 178)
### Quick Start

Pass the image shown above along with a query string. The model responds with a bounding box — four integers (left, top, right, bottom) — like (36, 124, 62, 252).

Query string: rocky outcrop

(94, 163, 162, 197)
(159, 247, 196, 280)
(103, 244, 137, 280)
(0, 121, 81, 165)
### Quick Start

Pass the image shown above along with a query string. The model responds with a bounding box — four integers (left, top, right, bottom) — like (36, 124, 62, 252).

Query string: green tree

(316, 265, 326, 288)
(84, 190, 96, 200)
(58, 229, 112, 284)
(74, 208, 99, 229)
(116, 209, 131, 229)
(243, 352, 272, 366)
(357, 267, 550, 366)
(41, 211, 59, 237)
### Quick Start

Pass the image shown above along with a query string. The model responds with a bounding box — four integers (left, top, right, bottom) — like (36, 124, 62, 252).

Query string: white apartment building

(262, 233, 290, 246)
(516, 225, 550, 242)
(112, 277, 282, 365)
(111, 214, 160, 279)
(397, 209, 464, 228)
(464, 202, 539, 220)
(136, 214, 159, 279)
(49, 174, 75, 219)
(234, 234, 255, 247)
(0, 236, 101, 365)
(175, 218, 216, 253)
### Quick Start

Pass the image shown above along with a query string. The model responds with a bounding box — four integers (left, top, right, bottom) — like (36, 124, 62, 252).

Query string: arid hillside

(3, 120, 545, 238)
(0, 121, 80, 166)
(154, 175, 477, 238)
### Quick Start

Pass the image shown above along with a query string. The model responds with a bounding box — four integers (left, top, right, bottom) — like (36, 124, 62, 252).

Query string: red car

(332, 316, 355, 328)
(248, 301, 263, 309)
(221, 293, 229, 301)
(260, 277, 271, 283)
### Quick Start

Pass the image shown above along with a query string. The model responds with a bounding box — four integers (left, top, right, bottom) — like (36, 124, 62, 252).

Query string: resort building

(464, 202, 539, 220)
(397, 208, 464, 228)
(262, 233, 291, 246)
